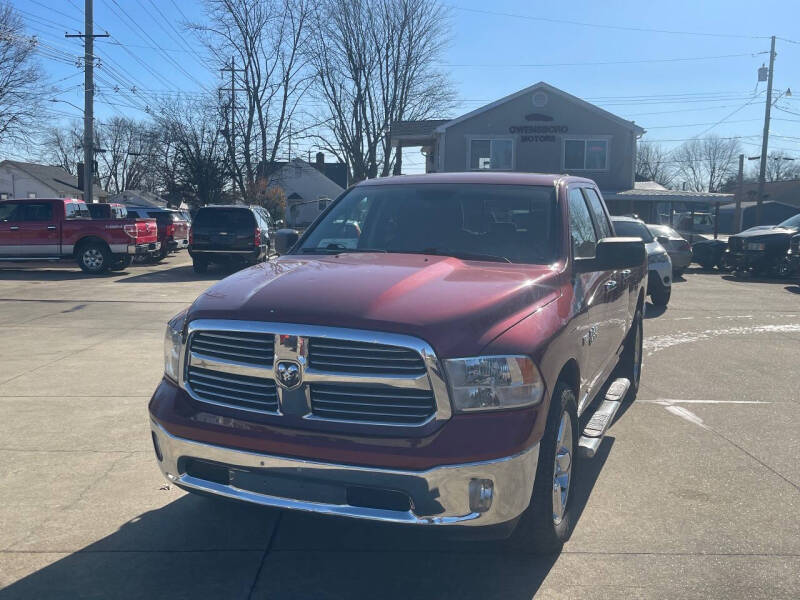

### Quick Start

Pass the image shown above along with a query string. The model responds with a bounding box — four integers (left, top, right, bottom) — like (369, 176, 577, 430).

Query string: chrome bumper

(150, 420, 539, 526)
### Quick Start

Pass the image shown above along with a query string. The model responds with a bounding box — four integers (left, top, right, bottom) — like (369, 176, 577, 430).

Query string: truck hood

(188, 253, 563, 357)
(732, 226, 799, 240)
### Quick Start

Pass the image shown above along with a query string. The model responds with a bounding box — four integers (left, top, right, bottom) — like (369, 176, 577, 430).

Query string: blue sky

(12, 0, 800, 174)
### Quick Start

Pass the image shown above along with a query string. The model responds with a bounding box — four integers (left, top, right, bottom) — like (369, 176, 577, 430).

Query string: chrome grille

(187, 366, 278, 412)
(791, 235, 800, 252)
(728, 237, 743, 251)
(308, 338, 426, 375)
(190, 330, 274, 366)
(310, 384, 436, 424)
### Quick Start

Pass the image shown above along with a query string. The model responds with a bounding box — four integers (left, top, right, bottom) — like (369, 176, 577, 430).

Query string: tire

(775, 258, 792, 279)
(650, 280, 671, 307)
(159, 244, 170, 260)
(672, 268, 684, 278)
(617, 305, 643, 397)
(77, 242, 111, 274)
(507, 382, 579, 554)
(192, 258, 208, 274)
(109, 255, 133, 271)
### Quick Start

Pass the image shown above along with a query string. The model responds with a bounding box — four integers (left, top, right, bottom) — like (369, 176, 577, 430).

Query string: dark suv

(188, 205, 271, 273)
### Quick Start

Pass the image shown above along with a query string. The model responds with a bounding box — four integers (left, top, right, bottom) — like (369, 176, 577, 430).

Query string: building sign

(509, 124, 569, 143)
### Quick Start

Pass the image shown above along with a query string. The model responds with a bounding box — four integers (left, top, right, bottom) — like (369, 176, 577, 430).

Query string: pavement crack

(247, 512, 282, 600)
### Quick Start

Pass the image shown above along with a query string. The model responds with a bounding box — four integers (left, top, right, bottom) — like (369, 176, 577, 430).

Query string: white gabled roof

(434, 81, 646, 136)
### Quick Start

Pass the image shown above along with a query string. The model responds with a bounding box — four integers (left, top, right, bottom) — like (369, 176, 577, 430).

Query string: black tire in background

(109, 255, 133, 271)
(192, 258, 209, 273)
(650, 280, 671, 307)
(506, 382, 579, 554)
(77, 242, 111, 274)
(617, 305, 643, 397)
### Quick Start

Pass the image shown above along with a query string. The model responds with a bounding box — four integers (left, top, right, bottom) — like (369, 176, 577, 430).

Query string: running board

(577, 378, 630, 459)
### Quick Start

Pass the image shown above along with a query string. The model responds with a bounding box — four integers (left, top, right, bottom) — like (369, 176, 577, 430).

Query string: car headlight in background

(648, 252, 670, 265)
(746, 242, 766, 251)
(164, 309, 188, 383)
(444, 356, 544, 412)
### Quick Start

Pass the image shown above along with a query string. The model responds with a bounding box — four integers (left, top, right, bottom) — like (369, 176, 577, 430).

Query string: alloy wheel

(552, 410, 573, 525)
(83, 248, 104, 271)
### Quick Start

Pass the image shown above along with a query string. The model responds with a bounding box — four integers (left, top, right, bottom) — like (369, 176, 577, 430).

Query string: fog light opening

(469, 478, 494, 513)
(151, 431, 163, 462)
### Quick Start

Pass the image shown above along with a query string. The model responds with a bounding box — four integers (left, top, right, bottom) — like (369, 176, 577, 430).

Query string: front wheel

(650, 281, 671, 307)
(507, 382, 579, 554)
(192, 258, 208, 274)
(77, 242, 110, 274)
(618, 306, 643, 397)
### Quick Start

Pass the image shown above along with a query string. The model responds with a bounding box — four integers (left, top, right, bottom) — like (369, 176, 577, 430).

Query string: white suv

(612, 216, 672, 307)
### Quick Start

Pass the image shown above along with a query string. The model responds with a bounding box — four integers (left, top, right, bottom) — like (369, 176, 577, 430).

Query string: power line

(440, 52, 761, 68)
(447, 5, 771, 39)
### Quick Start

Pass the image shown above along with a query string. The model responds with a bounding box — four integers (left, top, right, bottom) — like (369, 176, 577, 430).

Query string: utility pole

(735, 154, 744, 233)
(66, 0, 108, 204)
(220, 57, 244, 196)
(756, 35, 776, 226)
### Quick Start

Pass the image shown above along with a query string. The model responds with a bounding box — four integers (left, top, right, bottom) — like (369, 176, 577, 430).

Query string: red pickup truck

(0, 198, 159, 273)
(150, 173, 646, 552)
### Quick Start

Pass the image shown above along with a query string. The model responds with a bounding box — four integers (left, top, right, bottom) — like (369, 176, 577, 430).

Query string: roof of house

(262, 157, 349, 189)
(0, 160, 106, 198)
(269, 158, 344, 201)
(603, 187, 734, 204)
(109, 190, 167, 208)
(434, 82, 646, 136)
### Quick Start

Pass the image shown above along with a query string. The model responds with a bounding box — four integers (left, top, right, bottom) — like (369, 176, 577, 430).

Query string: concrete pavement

(0, 257, 798, 599)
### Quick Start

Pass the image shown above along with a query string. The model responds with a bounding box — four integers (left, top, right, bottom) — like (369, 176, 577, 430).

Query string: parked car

(151, 173, 647, 553)
(125, 207, 190, 260)
(0, 198, 159, 273)
(86, 202, 128, 220)
(726, 212, 800, 278)
(787, 233, 800, 273)
(646, 224, 692, 276)
(188, 205, 271, 273)
(612, 216, 672, 306)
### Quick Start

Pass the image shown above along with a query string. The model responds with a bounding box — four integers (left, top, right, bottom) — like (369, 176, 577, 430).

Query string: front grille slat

(310, 383, 436, 424)
(308, 338, 426, 376)
(190, 331, 274, 367)
(187, 365, 278, 413)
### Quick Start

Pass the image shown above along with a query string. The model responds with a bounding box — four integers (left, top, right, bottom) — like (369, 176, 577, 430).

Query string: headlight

(164, 309, 188, 383)
(746, 242, 766, 251)
(648, 252, 670, 265)
(443, 356, 544, 413)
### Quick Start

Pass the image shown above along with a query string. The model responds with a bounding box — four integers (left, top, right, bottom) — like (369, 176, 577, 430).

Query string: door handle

(621, 269, 631, 279)
(47, 225, 56, 230)
(9, 226, 19, 230)
(604, 279, 618, 290)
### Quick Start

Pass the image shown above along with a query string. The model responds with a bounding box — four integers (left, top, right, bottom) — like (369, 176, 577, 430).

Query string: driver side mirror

(574, 237, 646, 273)
(274, 228, 300, 255)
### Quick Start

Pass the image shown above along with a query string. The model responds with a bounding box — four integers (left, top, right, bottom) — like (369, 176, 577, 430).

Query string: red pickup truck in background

(0, 198, 159, 273)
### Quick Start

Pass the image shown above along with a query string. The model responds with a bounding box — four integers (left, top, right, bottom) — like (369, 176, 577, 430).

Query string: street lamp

(49, 98, 84, 113)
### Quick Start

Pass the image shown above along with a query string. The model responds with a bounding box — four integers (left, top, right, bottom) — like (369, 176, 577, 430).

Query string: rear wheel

(77, 242, 110, 274)
(618, 306, 643, 397)
(507, 382, 579, 554)
(192, 258, 208, 273)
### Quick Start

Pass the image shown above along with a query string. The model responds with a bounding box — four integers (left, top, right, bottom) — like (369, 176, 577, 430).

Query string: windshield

(777, 213, 800, 229)
(647, 225, 681, 238)
(613, 219, 654, 243)
(296, 183, 560, 264)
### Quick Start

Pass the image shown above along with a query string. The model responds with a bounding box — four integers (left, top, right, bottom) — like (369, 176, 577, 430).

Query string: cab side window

(581, 188, 613, 239)
(0, 202, 22, 221)
(20, 203, 53, 221)
(568, 188, 598, 259)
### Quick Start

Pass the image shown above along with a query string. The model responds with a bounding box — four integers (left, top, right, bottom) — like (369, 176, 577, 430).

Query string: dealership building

(391, 82, 733, 228)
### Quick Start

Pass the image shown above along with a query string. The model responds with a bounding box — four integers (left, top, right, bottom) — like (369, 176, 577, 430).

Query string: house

(265, 154, 346, 227)
(109, 190, 168, 209)
(390, 81, 733, 226)
(0, 160, 107, 202)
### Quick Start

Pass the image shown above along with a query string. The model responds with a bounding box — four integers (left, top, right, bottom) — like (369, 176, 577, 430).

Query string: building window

(27, 192, 37, 199)
(0, 193, 8, 200)
(564, 138, 609, 171)
(469, 138, 513, 170)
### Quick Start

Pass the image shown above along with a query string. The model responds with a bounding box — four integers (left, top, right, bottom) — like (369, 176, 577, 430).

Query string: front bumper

(647, 266, 671, 294)
(150, 420, 539, 527)
(128, 241, 161, 255)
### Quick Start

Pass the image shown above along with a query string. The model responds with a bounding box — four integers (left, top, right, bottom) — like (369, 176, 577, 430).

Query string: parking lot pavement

(0, 258, 798, 599)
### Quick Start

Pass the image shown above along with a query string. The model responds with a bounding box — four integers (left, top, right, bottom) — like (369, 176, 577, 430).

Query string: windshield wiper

(392, 248, 511, 263)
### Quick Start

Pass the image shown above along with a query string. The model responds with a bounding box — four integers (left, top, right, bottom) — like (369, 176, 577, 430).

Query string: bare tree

(153, 98, 229, 206)
(635, 142, 674, 188)
(191, 0, 315, 199)
(311, 0, 454, 181)
(763, 152, 800, 182)
(95, 117, 160, 194)
(672, 135, 740, 192)
(0, 3, 45, 148)
(39, 122, 83, 175)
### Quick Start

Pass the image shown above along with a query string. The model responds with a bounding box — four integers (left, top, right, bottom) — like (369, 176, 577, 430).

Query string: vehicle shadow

(113, 264, 225, 284)
(785, 285, 800, 295)
(0, 442, 613, 600)
(721, 274, 794, 285)
(0, 268, 118, 281)
(644, 302, 667, 319)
